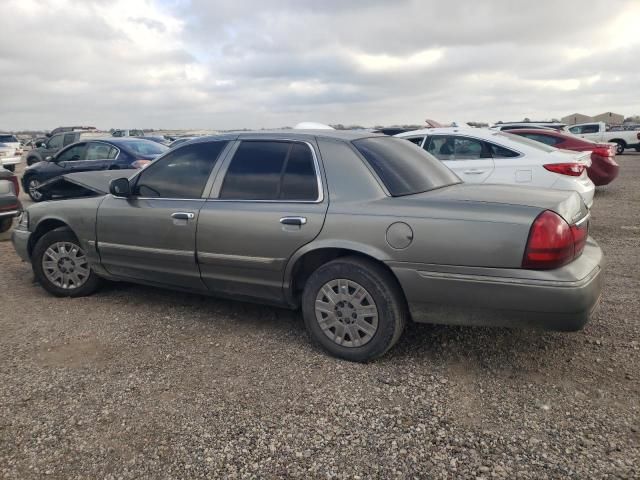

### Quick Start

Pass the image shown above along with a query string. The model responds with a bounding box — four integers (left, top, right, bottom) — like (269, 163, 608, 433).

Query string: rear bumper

(588, 157, 619, 186)
(1, 156, 21, 166)
(388, 239, 603, 331)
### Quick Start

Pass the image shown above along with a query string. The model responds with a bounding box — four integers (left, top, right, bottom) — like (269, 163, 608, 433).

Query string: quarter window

(404, 137, 425, 147)
(135, 141, 227, 198)
(488, 143, 520, 158)
(219, 141, 319, 201)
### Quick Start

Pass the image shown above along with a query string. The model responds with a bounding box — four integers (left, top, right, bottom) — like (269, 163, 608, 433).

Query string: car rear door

(196, 138, 328, 304)
(425, 135, 495, 183)
(96, 140, 231, 290)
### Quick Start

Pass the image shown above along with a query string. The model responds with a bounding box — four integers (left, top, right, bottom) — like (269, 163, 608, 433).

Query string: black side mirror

(109, 178, 131, 197)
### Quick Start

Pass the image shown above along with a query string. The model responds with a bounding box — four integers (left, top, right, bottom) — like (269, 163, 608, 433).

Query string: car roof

(396, 127, 505, 140)
(185, 130, 383, 143)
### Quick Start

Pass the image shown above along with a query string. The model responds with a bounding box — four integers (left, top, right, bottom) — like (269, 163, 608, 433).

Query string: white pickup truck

(563, 122, 640, 155)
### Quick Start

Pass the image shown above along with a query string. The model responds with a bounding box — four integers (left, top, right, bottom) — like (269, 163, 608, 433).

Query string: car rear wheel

(613, 141, 625, 155)
(26, 177, 47, 202)
(302, 257, 407, 362)
(26, 156, 39, 166)
(32, 228, 101, 297)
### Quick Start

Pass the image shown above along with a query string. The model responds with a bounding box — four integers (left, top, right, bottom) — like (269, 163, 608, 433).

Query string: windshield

(123, 140, 168, 156)
(0, 135, 18, 143)
(496, 131, 557, 153)
(352, 137, 460, 196)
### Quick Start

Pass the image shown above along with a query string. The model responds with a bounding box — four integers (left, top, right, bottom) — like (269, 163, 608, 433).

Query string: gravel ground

(0, 156, 638, 479)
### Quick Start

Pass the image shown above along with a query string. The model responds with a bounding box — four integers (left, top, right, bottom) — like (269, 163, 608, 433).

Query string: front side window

(56, 143, 86, 162)
(581, 124, 599, 134)
(47, 134, 64, 150)
(219, 141, 319, 201)
(85, 142, 114, 160)
(135, 141, 227, 198)
(352, 136, 460, 197)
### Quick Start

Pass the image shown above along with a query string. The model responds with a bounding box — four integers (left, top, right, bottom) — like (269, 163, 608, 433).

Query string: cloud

(0, 0, 639, 130)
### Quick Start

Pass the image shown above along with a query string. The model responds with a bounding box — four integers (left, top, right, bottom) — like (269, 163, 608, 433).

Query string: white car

(563, 122, 640, 155)
(0, 133, 22, 172)
(396, 127, 595, 208)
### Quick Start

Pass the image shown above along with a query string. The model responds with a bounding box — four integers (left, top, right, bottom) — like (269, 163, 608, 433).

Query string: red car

(507, 129, 619, 186)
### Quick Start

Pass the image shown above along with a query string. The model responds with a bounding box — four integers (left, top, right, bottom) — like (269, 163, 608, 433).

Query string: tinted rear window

(352, 137, 460, 196)
(0, 135, 18, 143)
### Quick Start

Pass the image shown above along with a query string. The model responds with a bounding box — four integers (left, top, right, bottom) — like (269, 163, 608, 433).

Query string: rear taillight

(522, 210, 588, 270)
(543, 163, 586, 176)
(592, 145, 614, 158)
(131, 159, 151, 169)
(9, 175, 19, 196)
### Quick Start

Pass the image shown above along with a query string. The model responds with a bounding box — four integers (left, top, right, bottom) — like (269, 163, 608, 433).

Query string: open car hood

(38, 169, 137, 198)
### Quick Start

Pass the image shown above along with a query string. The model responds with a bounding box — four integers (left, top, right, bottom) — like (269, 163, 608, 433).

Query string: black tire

(5, 164, 15, 172)
(613, 140, 625, 155)
(25, 176, 48, 202)
(32, 227, 101, 297)
(26, 156, 39, 166)
(302, 256, 407, 362)
(0, 217, 12, 233)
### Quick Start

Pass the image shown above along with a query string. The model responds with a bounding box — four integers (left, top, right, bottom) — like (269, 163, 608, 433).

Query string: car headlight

(17, 210, 29, 229)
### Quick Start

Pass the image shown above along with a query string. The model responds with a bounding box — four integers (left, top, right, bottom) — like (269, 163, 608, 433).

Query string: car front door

(96, 140, 232, 290)
(425, 135, 495, 183)
(196, 139, 328, 304)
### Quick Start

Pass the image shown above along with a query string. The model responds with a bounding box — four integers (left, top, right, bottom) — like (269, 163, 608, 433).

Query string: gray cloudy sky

(1, 0, 639, 130)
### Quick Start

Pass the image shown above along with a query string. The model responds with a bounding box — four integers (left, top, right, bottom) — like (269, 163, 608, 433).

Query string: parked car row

(12, 130, 603, 362)
(0, 166, 20, 233)
(22, 137, 168, 201)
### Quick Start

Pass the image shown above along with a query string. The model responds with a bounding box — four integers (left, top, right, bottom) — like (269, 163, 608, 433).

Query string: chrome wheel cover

(42, 242, 90, 290)
(28, 179, 42, 200)
(315, 279, 379, 347)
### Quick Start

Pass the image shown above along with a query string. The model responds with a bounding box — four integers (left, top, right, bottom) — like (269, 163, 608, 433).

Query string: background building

(561, 112, 625, 125)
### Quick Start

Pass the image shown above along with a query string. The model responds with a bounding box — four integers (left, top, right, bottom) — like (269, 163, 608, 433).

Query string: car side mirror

(109, 178, 132, 197)
(44, 156, 53, 162)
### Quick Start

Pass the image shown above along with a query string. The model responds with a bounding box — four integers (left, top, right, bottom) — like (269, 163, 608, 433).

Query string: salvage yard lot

(1, 157, 639, 479)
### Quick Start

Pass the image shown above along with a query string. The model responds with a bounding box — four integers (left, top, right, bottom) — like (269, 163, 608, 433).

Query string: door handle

(280, 216, 307, 226)
(171, 212, 195, 220)
(463, 169, 486, 174)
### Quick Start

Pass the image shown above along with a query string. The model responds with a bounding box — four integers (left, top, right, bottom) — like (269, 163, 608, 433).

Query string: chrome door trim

(197, 251, 284, 266)
(98, 242, 194, 258)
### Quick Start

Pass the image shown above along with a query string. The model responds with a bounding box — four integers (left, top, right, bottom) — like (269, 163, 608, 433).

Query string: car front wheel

(302, 257, 407, 362)
(614, 141, 625, 155)
(32, 227, 101, 297)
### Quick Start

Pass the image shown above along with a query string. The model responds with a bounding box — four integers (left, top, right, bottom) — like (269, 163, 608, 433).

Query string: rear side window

(63, 133, 76, 146)
(219, 141, 319, 201)
(135, 141, 227, 198)
(352, 137, 460, 196)
(517, 133, 562, 146)
(85, 142, 114, 160)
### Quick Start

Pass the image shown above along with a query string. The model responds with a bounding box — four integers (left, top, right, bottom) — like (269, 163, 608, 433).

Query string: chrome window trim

(208, 139, 325, 204)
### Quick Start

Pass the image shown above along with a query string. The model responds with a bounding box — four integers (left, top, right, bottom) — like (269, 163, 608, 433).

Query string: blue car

(22, 138, 168, 201)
